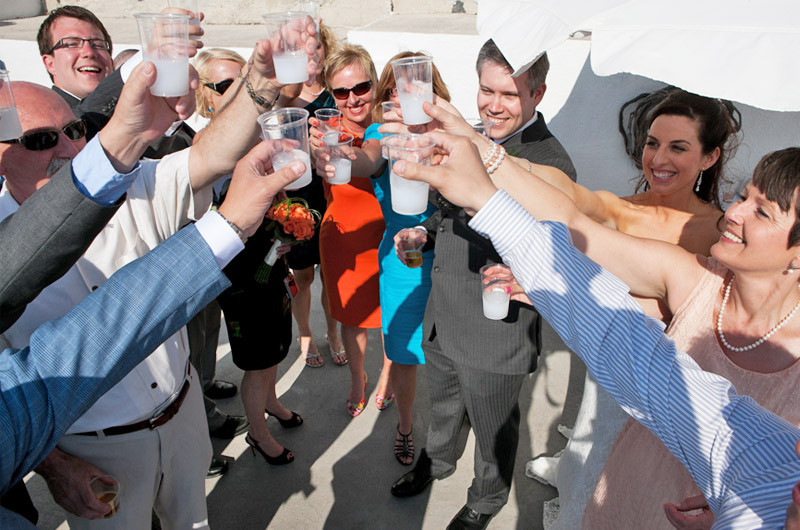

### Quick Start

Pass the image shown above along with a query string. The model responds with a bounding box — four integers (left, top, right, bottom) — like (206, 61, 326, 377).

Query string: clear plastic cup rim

(262, 11, 310, 23)
(257, 107, 310, 129)
(315, 108, 342, 118)
(323, 131, 353, 147)
(390, 55, 433, 67)
(134, 12, 192, 21)
(384, 133, 434, 152)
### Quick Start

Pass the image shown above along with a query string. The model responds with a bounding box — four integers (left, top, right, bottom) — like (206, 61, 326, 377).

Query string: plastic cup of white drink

(0, 64, 23, 142)
(134, 13, 191, 96)
(380, 101, 401, 159)
(315, 108, 341, 133)
(258, 107, 313, 190)
(262, 12, 311, 84)
(322, 131, 353, 185)
(480, 263, 512, 320)
(166, 0, 201, 25)
(385, 133, 434, 215)
(390, 55, 433, 125)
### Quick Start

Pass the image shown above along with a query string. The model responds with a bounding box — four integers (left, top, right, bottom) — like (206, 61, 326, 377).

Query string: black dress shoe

(204, 380, 238, 400)
(208, 415, 249, 439)
(446, 505, 495, 530)
(206, 456, 229, 478)
(391, 448, 434, 497)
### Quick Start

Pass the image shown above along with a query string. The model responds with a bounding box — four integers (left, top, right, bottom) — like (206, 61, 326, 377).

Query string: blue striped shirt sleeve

(469, 189, 800, 529)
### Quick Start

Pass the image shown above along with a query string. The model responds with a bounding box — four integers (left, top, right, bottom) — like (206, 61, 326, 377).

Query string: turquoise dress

(364, 123, 434, 365)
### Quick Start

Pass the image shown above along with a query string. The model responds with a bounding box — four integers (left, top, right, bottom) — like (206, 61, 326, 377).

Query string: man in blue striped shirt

(394, 131, 800, 529)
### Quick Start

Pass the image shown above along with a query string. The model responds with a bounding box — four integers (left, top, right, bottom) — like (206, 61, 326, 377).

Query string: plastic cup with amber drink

(90, 475, 120, 518)
(398, 227, 426, 268)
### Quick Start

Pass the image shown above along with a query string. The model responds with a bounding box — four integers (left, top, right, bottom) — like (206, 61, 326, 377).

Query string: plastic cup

(0, 65, 22, 142)
(258, 107, 312, 190)
(89, 476, 120, 519)
(134, 13, 191, 96)
(390, 55, 433, 125)
(262, 12, 311, 84)
(166, 0, 201, 25)
(381, 101, 401, 159)
(322, 131, 353, 185)
(385, 133, 434, 215)
(298, 0, 320, 31)
(480, 263, 512, 320)
(397, 227, 426, 268)
(314, 108, 341, 133)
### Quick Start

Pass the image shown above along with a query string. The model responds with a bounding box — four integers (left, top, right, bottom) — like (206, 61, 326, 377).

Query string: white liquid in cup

(397, 83, 432, 125)
(149, 59, 189, 96)
(328, 158, 352, 185)
(273, 149, 312, 190)
(0, 107, 23, 141)
(272, 52, 309, 84)
(482, 288, 510, 320)
(390, 169, 429, 215)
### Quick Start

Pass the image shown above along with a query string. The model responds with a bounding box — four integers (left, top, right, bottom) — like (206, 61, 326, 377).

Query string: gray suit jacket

(420, 113, 576, 375)
(0, 164, 120, 332)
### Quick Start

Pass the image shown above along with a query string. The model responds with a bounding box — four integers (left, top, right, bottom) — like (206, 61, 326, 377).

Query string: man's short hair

(37, 5, 113, 58)
(475, 39, 548, 96)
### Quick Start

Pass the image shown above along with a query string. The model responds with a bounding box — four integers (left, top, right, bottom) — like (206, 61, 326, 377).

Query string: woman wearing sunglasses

(277, 23, 347, 370)
(194, 48, 302, 467)
(310, 44, 390, 418)
(361, 52, 451, 465)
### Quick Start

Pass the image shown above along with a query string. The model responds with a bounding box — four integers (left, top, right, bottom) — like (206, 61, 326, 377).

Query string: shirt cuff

(71, 135, 141, 205)
(194, 210, 246, 269)
(119, 51, 143, 83)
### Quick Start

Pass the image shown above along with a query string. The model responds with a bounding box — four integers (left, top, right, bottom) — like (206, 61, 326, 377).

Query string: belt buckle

(148, 411, 165, 430)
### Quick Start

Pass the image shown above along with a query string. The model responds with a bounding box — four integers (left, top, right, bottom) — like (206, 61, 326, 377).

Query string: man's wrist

(237, 71, 280, 111)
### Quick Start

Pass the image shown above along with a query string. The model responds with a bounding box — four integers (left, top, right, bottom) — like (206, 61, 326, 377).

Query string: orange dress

(319, 132, 385, 328)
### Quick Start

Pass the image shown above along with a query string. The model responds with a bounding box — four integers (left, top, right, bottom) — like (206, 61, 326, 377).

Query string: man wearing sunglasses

(1, 25, 318, 529)
(37, 5, 197, 159)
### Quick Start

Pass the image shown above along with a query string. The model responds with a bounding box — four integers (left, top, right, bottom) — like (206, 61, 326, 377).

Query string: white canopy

(477, 0, 800, 112)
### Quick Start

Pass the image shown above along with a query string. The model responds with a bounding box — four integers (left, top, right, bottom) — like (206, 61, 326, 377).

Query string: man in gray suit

(390, 40, 576, 530)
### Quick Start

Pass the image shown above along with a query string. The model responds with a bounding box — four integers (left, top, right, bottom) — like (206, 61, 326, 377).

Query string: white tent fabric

(477, 0, 800, 112)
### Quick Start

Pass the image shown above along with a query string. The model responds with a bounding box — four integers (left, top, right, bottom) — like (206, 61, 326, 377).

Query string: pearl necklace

(716, 273, 800, 352)
(303, 84, 325, 97)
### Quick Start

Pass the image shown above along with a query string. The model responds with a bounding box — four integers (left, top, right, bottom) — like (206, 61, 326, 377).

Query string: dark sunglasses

(331, 80, 372, 100)
(203, 78, 235, 95)
(0, 120, 86, 151)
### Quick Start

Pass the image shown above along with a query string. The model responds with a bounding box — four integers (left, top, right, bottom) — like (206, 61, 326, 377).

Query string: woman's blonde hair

(323, 44, 378, 92)
(372, 51, 451, 122)
(195, 48, 246, 119)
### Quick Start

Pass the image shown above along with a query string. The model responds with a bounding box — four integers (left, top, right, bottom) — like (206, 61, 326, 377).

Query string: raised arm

(188, 16, 318, 191)
(394, 131, 702, 313)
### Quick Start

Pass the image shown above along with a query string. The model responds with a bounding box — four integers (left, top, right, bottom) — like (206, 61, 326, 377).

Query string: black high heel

(245, 433, 294, 465)
(264, 408, 303, 429)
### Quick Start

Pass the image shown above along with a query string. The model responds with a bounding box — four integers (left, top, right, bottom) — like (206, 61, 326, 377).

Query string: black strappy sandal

(394, 425, 415, 466)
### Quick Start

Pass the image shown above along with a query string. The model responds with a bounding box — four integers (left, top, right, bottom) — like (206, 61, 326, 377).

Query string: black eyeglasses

(46, 37, 111, 54)
(0, 120, 86, 151)
(203, 78, 235, 95)
(331, 80, 372, 100)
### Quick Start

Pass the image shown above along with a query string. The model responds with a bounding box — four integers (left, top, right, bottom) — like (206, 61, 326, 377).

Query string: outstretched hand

(97, 60, 199, 172)
(663, 494, 714, 530)
(218, 140, 307, 237)
(252, 16, 318, 87)
(391, 131, 497, 216)
(379, 97, 478, 141)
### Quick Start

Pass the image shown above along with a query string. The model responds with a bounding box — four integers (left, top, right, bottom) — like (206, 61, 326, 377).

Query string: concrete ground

(24, 274, 585, 530)
(8, 12, 586, 529)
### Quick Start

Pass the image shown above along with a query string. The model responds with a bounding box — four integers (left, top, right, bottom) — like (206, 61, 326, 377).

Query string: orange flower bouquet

(255, 197, 321, 283)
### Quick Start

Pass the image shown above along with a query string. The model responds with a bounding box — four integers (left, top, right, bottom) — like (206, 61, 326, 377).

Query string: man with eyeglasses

(1, 23, 318, 529)
(37, 5, 196, 159)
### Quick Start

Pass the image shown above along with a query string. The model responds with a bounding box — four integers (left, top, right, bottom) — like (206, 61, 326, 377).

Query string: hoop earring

(695, 169, 704, 193)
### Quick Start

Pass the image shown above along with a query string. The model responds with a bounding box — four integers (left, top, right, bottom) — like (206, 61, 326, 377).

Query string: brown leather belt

(74, 378, 191, 437)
